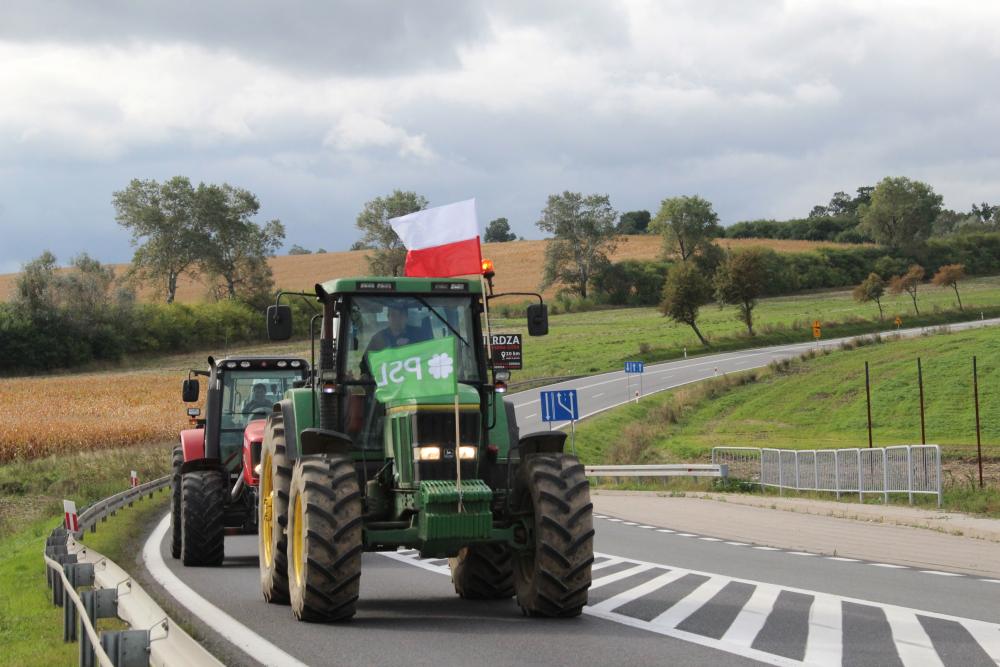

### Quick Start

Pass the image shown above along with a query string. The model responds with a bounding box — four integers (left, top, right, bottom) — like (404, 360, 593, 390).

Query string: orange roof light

(481, 259, 495, 279)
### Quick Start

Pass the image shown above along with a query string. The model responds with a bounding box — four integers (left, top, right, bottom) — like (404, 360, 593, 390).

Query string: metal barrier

(585, 463, 728, 485)
(44, 478, 224, 667)
(712, 445, 942, 507)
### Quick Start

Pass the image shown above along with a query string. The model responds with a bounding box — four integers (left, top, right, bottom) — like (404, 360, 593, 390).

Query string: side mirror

(267, 305, 293, 341)
(526, 304, 549, 337)
(182, 379, 200, 403)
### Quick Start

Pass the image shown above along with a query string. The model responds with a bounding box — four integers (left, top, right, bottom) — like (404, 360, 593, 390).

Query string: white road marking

(591, 563, 660, 589)
(676, 533, 697, 537)
(726, 542, 749, 546)
(143, 515, 311, 667)
(650, 576, 731, 628)
(920, 570, 963, 576)
(607, 518, 623, 522)
(623, 522, 639, 525)
(589, 568, 688, 613)
(525, 413, 537, 419)
(871, 563, 908, 569)
(656, 529, 676, 533)
(720, 583, 782, 648)
(803, 593, 843, 667)
(592, 393, 604, 397)
(753, 546, 780, 551)
(591, 557, 627, 571)
(826, 557, 860, 562)
(699, 537, 722, 542)
(787, 552, 816, 556)
(882, 606, 946, 667)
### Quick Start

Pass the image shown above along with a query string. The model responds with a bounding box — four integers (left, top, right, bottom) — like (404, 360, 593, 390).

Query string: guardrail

(712, 445, 942, 507)
(44, 476, 224, 667)
(585, 463, 728, 485)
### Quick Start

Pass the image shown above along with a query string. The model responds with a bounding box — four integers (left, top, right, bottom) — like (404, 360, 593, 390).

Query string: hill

(0, 236, 856, 303)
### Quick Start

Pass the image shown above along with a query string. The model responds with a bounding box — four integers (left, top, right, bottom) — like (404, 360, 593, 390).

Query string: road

(510, 316, 1000, 433)
(144, 317, 1000, 666)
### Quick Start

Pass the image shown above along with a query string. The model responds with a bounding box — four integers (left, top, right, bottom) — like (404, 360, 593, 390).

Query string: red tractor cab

(170, 355, 310, 565)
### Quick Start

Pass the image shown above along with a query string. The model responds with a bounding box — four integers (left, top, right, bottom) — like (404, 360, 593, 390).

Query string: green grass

(0, 491, 169, 667)
(492, 275, 1000, 386)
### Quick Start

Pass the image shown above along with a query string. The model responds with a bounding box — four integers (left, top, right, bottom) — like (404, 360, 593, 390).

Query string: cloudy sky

(2, 0, 999, 272)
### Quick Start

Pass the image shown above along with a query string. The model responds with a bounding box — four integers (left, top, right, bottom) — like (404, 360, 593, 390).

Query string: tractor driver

(240, 383, 272, 419)
(364, 303, 426, 356)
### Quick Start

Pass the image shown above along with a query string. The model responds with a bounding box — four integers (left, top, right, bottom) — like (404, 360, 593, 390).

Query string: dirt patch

(942, 458, 1000, 487)
(0, 495, 57, 533)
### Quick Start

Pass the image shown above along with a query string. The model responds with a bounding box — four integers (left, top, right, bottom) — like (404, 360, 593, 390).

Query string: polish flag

(63, 499, 78, 532)
(389, 199, 482, 278)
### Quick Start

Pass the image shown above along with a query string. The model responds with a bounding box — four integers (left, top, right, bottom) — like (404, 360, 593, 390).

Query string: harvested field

(0, 372, 194, 462)
(0, 237, 860, 303)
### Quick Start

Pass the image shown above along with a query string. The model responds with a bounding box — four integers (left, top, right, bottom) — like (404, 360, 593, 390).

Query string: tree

(931, 264, 966, 310)
(536, 191, 621, 299)
(618, 210, 651, 234)
(484, 217, 518, 243)
(888, 264, 925, 316)
(713, 248, 770, 336)
(112, 176, 204, 303)
(858, 177, 943, 251)
(316, 248, 328, 254)
(348, 241, 375, 251)
(853, 273, 887, 320)
(660, 261, 712, 345)
(196, 183, 285, 306)
(288, 245, 312, 255)
(11, 250, 60, 314)
(650, 195, 722, 262)
(354, 190, 427, 276)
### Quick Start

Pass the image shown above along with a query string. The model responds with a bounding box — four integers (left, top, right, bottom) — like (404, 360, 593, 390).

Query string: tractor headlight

(254, 463, 262, 474)
(458, 446, 477, 460)
(415, 447, 441, 461)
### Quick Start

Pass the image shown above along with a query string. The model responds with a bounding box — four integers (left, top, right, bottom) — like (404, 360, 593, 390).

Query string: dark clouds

(2, 1, 1000, 272)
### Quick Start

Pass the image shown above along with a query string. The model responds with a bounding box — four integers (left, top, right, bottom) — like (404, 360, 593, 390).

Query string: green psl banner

(367, 337, 458, 403)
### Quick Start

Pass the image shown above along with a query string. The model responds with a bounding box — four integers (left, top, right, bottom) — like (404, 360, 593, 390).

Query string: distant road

(510, 316, 1000, 433)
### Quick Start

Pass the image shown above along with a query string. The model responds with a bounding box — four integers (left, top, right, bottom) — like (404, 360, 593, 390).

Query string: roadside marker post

(540, 389, 579, 454)
(625, 361, 644, 401)
(63, 500, 78, 532)
(130, 471, 138, 488)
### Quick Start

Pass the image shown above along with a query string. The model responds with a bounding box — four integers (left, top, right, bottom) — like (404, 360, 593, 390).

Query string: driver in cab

(364, 303, 426, 355)
(240, 383, 272, 420)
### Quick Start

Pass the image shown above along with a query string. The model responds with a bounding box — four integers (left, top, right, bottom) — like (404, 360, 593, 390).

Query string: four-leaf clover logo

(428, 352, 454, 379)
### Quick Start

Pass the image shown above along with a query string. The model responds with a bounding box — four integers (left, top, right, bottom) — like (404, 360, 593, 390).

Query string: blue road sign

(540, 389, 579, 422)
(625, 361, 644, 373)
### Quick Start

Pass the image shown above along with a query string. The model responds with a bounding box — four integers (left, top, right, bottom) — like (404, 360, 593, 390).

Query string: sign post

(895, 316, 902, 332)
(540, 389, 579, 454)
(813, 320, 821, 347)
(625, 361, 644, 402)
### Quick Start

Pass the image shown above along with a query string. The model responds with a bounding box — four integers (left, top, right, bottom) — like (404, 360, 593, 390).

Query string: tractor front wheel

(511, 453, 594, 617)
(259, 414, 293, 604)
(450, 544, 515, 599)
(169, 443, 184, 559)
(286, 454, 363, 622)
(180, 470, 226, 567)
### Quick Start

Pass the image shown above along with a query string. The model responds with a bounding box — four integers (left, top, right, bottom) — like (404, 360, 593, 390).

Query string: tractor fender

(179, 428, 206, 462)
(242, 419, 266, 486)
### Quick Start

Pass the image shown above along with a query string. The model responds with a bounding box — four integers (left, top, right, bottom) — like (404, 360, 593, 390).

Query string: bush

(589, 259, 672, 305)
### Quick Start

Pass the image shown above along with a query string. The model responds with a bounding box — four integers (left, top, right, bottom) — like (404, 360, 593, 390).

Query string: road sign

(625, 361, 644, 373)
(490, 333, 522, 370)
(540, 389, 578, 422)
(894, 317, 902, 325)
(813, 319, 821, 338)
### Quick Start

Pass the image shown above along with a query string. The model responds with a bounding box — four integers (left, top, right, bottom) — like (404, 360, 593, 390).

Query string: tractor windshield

(345, 295, 482, 383)
(218, 368, 305, 469)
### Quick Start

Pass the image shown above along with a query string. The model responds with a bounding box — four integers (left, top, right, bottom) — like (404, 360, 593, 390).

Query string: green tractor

(257, 273, 593, 621)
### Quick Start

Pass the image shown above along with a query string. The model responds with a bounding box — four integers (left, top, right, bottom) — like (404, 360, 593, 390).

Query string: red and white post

(63, 499, 78, 532)
(130, 470, 139, 488)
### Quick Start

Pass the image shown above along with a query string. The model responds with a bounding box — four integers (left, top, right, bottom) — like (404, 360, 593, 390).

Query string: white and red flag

(63, 499, 78, 532)
(130, 471, 138, 487)
(389, 199, 482, 278)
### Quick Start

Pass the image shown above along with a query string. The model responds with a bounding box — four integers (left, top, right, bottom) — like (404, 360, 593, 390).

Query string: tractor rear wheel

(259, 414, 293, 604)
(169, 443, 184, 559)
(511, 453, 594, 617)
(180, 470, 226, 567)
(286, 454, 363, 622)
(450, 544, 515, 599)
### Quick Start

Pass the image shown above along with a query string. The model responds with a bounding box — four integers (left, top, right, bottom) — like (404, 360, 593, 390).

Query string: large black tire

(286, 454, 363, 622)
(511, 453, 594, 617)
(259, 414, 293, 604)
(450, 544, 515, 599)
(169, 443, 184, 559)
(180, 470, 226, 567)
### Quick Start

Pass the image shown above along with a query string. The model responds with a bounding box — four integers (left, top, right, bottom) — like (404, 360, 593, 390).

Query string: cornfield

(0, 372, 196, 462)
(0, 237, 859, 304)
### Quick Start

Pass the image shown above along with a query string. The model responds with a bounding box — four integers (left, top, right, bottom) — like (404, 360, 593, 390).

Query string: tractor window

(344, 295, 482, 383)
(219, 369, 304, 430)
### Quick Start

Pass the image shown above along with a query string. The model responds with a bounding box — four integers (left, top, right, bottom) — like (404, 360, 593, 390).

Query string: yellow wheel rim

(261, 452, 273, 567)
(292, 492, 304, 588)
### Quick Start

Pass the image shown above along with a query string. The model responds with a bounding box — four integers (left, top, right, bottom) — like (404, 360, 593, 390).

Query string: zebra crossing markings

(595, 514, 989, 581)
(385, 548, 1000, 667)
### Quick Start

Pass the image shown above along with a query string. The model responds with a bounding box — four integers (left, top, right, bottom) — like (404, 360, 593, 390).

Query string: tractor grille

(411, 411, 479, 483)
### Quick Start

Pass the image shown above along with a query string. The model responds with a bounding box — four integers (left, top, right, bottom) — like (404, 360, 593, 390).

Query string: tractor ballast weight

(254, 274, 593, 622)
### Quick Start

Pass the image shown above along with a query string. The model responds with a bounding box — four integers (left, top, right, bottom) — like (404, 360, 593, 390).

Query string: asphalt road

(510, 316, 1000, 433)
(145, 317, 1000, 667)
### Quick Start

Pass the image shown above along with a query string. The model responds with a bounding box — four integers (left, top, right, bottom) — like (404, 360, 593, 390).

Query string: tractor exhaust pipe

(203, 356, 223, 461)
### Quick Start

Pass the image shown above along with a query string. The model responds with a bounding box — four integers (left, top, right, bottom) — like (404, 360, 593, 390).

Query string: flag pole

(455, 394, 463, 512)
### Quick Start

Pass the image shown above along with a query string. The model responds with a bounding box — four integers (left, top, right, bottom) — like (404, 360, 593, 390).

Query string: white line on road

(143, 515, 311, 667)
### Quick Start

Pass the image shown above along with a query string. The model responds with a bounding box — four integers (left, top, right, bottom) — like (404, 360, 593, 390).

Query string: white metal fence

(712, 445, 942, 507)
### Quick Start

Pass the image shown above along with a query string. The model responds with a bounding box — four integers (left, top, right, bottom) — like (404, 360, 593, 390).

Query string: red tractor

(171, 355, 310, 565)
